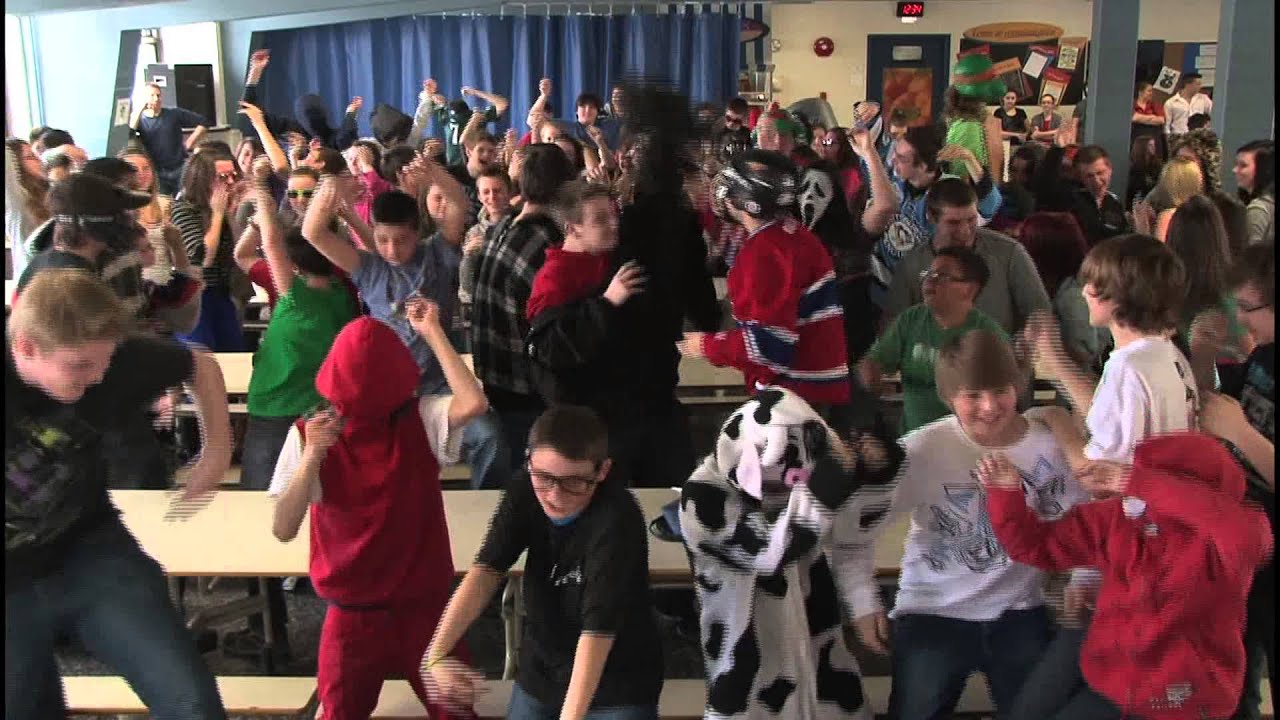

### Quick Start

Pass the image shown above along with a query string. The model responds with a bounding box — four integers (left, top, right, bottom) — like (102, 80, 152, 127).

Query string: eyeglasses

(287, 189, 315, 199)
(724, 114, 744, 125)
(217, 172, 237, 182)
(820, 138, 839, 146)
(527, 461, 601, 495)
(920, 270, 971, 284)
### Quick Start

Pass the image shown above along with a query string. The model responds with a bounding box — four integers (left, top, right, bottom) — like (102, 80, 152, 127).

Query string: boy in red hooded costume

(978, 432, 1273, 720)
(267, 303, 488, 719)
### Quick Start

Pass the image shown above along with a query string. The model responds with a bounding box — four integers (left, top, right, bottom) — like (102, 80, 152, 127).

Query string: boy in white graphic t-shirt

(847, 329, 1088, 718)
(1012, 233, 1200, 717)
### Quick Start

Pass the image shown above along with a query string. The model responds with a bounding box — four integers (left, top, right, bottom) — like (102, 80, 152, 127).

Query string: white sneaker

(282, 576, 299, 592)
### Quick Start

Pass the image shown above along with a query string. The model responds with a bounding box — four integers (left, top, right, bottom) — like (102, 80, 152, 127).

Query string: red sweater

(702, 219, 850, 406)
(526, 246, 611, 321)
(987, 433, 1273, 719)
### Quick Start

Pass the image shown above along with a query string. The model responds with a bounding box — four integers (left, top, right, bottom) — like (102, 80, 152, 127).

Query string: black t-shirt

(16, 250, 96, 294)
(475, 474, 663, 708)
(5, 336, 194, 580)
(994, 107, 1029, 136)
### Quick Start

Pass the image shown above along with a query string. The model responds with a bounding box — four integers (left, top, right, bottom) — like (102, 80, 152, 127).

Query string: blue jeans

(1005, 624, 1124, 720)
(506, 682, 658, 720)
(5, 523, 226, 720)
(238, 415, 298, 645)
(156, 165, 183, 197)
(460, 410, 512, 490)
(888, 606, 1052, 720)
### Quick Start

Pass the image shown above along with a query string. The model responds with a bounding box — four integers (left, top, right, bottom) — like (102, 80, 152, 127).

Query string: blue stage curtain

(247, 8, 739, 140)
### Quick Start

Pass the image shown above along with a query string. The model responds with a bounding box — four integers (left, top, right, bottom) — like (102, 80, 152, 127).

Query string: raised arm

(851, 127, 897, 237)
(301, 177, 362, 275)
(239, 101, 289, 174)
(527, 78, 552, 130)
(418, 154, 468, 246)
(408, 79, 448, 150)
(407, 299, 488, 429)
(463, 86, 509, 117)
(251, 158, 295, 299)
(233, 222, 261, 275)
(458, 110, 488, 150)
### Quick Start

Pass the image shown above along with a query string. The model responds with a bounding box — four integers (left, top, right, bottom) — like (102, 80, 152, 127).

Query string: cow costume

(680, 387, 903, 719)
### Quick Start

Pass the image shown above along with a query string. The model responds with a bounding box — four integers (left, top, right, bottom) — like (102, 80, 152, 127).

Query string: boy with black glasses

(423, 405, 664, 720)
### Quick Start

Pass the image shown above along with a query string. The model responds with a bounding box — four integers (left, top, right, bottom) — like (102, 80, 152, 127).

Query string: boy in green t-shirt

(225, 162, 359, 662)
(860, 246, 1009, 433)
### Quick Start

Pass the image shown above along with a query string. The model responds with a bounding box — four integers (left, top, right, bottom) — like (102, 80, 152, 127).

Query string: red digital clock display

(896, 2, 925, 17)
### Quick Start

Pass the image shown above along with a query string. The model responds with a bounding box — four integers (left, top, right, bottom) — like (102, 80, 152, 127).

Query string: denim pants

(461, 410, 513, 490)
(490, 407, 542, 486)
(5, 524, 226, 720)
(506, 683, 658, 720)
(1005, 624, 1125, 720)
(888, 606, 1053, 720)
(239, 414, 298, 643)
(156, 165, 184, 197)
(1232, 566, 1276, 720)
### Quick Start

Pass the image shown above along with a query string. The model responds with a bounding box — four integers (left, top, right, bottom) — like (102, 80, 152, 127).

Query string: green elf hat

(952, 53, 1007, 103)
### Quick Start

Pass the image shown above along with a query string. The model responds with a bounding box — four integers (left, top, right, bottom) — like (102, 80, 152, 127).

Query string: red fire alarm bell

(813, 36, 835, 57)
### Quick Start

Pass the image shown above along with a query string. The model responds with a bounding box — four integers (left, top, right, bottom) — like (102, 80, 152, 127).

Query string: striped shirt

(703, 219, 851, 406)
(170, 199, 234, 291)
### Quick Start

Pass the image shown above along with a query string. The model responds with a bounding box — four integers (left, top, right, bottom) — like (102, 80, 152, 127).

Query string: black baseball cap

(49, 172, 151, 221)
(81, 157, 139, 188)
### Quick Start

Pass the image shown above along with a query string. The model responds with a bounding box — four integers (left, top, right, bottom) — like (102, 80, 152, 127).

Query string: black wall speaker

(173, 63, 216, 126)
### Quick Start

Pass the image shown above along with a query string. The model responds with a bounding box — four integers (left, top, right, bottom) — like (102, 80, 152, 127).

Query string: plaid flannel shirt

(467, 212, 561, 397)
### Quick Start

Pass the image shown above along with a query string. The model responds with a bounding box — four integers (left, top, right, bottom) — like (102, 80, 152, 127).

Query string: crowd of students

(3, 41, 1277, 720)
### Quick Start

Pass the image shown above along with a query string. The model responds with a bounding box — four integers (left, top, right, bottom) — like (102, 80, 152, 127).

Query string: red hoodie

(525, 246, 611, 321)
(987, 433, 1273, 719)
(300, 317, 455, 606)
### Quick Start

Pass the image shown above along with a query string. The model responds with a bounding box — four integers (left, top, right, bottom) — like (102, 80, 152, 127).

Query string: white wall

(157, 22, 226, 126)
(770, 0, 1222, 126)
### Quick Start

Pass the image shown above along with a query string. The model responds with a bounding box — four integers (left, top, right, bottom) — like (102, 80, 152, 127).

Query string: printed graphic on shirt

(871, 214, 926, 289)
(922, 456, 1070, 574)
(923, 477, 1004, 574)
(5, 414, 95, 552)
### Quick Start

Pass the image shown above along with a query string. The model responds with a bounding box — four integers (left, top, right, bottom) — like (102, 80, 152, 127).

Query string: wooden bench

(370, 675, 997, 719)
(63, 675, 317, 717)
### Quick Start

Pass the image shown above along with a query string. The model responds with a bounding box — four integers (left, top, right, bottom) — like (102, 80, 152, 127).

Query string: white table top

(111, 489, 908, 580)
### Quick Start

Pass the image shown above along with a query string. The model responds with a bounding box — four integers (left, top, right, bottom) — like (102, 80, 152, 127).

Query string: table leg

(500, 576, 524, 680)
(259, 576, 277, 675)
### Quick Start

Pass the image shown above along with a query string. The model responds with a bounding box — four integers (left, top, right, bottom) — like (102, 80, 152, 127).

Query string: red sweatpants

(316, 599, 475, 720)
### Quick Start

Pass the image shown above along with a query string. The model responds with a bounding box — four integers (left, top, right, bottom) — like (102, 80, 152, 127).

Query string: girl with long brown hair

(170, 149, 246, 351)
(5, 137, 51, 280)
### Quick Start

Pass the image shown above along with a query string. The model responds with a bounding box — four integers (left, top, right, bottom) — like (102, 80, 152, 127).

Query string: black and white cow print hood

(681, 386, 902, 720)
(715, 387, 831, 502)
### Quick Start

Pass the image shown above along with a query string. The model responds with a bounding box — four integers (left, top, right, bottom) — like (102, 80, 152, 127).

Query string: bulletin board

(959, 22, 1090, 105)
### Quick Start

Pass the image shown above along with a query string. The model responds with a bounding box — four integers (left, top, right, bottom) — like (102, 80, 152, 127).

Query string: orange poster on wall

(882, 67, 934, 127)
